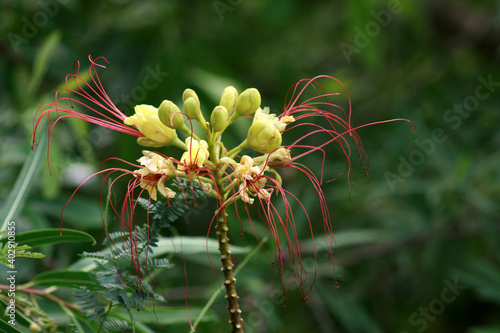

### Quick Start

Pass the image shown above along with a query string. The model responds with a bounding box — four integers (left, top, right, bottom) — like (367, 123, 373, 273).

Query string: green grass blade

(27, 31, 61, 99)
(0, 318, 23, 333)
(0, 130, 47, 232)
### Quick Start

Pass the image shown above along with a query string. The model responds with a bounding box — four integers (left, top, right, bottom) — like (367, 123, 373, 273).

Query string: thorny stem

(215, 202, 244, 332)
(191, 237, 268, 332)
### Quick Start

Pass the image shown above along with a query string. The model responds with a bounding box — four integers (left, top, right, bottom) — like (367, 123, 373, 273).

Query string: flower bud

(247, 119, 282, 153)
(211, 105, 228, 132)
(182, 88, 199, 104)
(220, 86, 238, 114)
(29, 322, 41, 333)
(235, 88, 261, 117)
(184, 96, 202, 120)
(124, 104, 178, 147)
(158, 100, 184, 129)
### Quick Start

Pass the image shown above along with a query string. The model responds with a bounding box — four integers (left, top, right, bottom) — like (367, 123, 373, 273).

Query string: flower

(179, 137, 209, 170)
(234, 155, 271, 204)
(134, 151, 176, 200)
(32, 56, 145, 150)
(39, 67, 414, 326)
(246, 107, 295, 154)
(253, 106, 295, 132)
(124, 104, 179, 147)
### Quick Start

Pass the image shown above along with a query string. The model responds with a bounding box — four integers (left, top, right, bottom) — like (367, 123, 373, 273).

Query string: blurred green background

(1, 0, 500, 332)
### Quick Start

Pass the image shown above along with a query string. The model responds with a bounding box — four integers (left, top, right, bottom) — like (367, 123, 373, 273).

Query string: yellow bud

(182, 88, 199, 104)
(211, 105, 228, 132)
(124, 104, 178, 147)
(235, 88, 261, 116)
(247, 119, 282, 153)
(30, 322, 41, 333)
(184, 96, 202, 120)
(158, 100, 184, 129)
(220, 86, 238, 114)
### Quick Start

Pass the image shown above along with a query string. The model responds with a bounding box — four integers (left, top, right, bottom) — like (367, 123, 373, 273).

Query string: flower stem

(225, 139, 248, 160)
(190, 237, 268, 332)
(215, 203, 244, 332)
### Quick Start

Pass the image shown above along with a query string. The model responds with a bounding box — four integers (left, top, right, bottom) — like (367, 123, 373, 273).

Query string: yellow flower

(247, 119, 282, 154)
(267, 147, 291, 162)
(136, 151, 175, 176)
(124, 104, 179, 147)
(134, 151, 176, 201)
(234, 155, 271, 204)
(179, 137, 209, 170)
(254, 107, 295, 132)
(246, 107, 295, 154)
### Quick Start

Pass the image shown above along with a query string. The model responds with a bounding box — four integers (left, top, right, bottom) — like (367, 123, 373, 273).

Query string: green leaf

(153, 236, 251, 256)
(0, 296, 32, 329)
(0, 130, 47, 233)
(301, 229, 391, 253)
(0, 244, 44, 268)
(32, 270, 97, 289)
(456, 259, 500, 304)
(27, 31, 61, 99)
(31, 197, 104, 229)
(0, 319, 24, 333)
(315, 280, 384, 333)
(467, 326, 500, 333)
(111, 306, 216, 326)
(0, 228, 96, 247)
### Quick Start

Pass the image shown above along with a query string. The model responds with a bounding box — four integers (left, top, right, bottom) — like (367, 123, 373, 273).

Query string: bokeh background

(1, 1, 500, 332)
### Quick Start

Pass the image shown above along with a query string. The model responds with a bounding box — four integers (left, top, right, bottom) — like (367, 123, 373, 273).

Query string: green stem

(225, 139, 249, 160)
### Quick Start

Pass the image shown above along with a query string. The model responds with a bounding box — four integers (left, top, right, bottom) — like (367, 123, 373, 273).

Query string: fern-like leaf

(0, 243, 44, 267)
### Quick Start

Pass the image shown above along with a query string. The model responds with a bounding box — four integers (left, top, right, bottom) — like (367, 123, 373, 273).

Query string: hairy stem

(215, 203, 244, 332)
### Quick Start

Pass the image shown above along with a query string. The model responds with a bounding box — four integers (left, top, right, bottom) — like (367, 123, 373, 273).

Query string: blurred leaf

(315, 280, 384, 333)
(188, 67, 240, 102)
(455, 260, 500, 304)
(111, 306, 216, 325)
(153, 236, 251, 255)
(31, 197, 104, 228)
(0, 319, 23, 333)
(302, 229, 391, 253)
(69, 236, 251, 271)
(39, 142, 63, 199)
(32, 270, 96, 289)
(467, 326, 500, 333)
(0, 228, 96, 247)
(27, 31, 61, 99)
(0, 130, 47, 233)
(0, 297, 34, 329)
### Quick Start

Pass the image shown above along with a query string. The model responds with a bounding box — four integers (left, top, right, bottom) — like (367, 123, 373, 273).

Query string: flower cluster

(32, 56, 412, 332)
